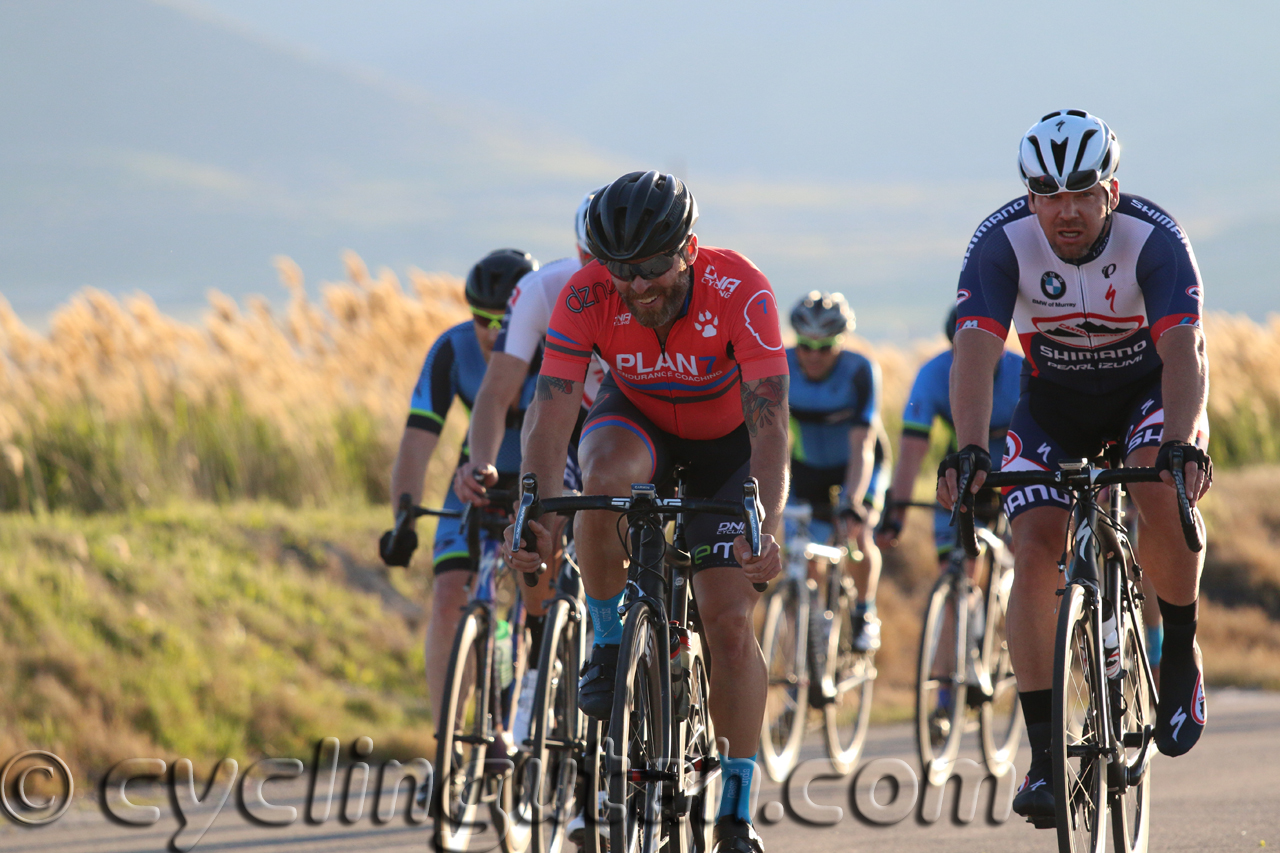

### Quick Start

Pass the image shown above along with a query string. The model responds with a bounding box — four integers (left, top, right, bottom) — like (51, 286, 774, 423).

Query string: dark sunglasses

(602, 246, 685, 281)
(1026, 169, 1102, 196)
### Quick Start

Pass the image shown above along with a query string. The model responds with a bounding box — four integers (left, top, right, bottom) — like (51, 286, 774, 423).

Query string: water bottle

(1101, 607, 1121, 680)
(495, 619, 515, 691)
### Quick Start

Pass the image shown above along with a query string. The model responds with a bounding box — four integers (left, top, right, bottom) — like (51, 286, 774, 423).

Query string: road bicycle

(387, 489, 532, 853)
(757, 502, 876, 780)
(514, 470, 767, 853)
(902, 497, 1020, 785)
(957, 446, 1202, 853)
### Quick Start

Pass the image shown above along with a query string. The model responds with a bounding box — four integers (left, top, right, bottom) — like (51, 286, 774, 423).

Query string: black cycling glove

(938, 444, 992, 485)
(379, 528, 418, 567)
(1154, 440, 1212, 483)
(837, 500, 868, 526)
(875, 514, 903, 540)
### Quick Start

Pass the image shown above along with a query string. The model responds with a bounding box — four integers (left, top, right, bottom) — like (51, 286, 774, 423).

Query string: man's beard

(623, 267, 691, 328)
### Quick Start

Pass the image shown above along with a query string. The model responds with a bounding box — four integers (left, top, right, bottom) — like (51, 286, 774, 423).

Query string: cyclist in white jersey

(938, 111, 1212, 825)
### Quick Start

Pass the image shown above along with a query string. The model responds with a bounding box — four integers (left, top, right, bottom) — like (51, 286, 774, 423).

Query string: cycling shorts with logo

(1000, 370, 1209, 521)
(582, 373, 752, 572)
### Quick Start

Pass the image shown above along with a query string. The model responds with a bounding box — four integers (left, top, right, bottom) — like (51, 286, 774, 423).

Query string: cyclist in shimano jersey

(938, 111, 1212, 825)
(379, 248, 539, 734)
(504, 171, 786, 853)
(786, 291, 889, 652)
(879, 305, 1022, 556)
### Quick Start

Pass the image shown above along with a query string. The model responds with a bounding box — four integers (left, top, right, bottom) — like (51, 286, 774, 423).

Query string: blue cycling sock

(717, 756, 757, 822)
(1146, 623, 1164, 668)
(586, 591, 625, 646)
(854, 599, 876, 617)
(937, 685, 952, 710)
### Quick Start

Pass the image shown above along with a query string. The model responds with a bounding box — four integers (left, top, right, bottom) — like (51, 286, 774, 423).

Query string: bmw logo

(1040, 271, 1067, 300)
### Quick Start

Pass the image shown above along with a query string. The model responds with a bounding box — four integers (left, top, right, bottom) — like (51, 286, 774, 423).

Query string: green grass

(0, 501, 440, 780)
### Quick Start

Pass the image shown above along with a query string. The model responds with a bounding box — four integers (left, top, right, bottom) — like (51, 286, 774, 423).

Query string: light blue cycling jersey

(408, 320, 538, 474)
(902, 347, 1023, 460)
(787, 347, 880, 469)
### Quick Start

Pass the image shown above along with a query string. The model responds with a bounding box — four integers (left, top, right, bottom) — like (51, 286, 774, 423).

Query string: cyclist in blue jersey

(938, 111, 1212, 825)
(378, 247, 539, 733)
(787, 292, 888, 652)
(878, 305, 1022, 557)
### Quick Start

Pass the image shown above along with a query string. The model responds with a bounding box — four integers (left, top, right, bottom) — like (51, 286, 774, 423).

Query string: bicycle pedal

(1028, 815, 1056, 830)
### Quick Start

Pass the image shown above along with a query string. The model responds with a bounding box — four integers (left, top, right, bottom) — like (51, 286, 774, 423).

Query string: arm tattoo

(536, 375, 576, 401)
(741, 374, 788, 437)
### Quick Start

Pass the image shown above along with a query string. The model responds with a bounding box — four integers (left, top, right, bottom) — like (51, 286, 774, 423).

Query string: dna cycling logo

(1040, 271, 1067, 300)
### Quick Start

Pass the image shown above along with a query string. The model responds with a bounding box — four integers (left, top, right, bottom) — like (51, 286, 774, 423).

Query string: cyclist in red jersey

(505, 171, 786, 853)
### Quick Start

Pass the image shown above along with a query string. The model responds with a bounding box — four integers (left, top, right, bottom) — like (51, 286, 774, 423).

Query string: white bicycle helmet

(575, 185, 609, 255)
(1018, 110, 1119, 195)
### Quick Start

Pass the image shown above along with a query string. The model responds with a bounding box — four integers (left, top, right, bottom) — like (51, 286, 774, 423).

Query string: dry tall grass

(0, 256, 1273, 513)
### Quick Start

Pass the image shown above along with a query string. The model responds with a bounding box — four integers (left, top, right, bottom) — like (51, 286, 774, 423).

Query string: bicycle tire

(1111, 593, 1154, 853)
(580, 719, 608, 853)
(916, 569, 968, 785)
(758, 579, 809, 782)
(1053, 583, 1108, 853)
(608, 604, 669, 853)
(435, 602, 508, 853)
(980, 556, 1022, 777)
(822, 575, 874, 776)
(674, 639, 719, 853)
(523, 597, 585, 853)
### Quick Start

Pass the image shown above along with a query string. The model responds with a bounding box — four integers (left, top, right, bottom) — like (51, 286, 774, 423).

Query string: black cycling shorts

(581, 374, 752, 571)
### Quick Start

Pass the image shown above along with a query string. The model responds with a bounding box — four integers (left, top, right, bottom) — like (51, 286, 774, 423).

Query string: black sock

(526, 615, 545, 670)
(1019, 689, 1053, 729)
(1157, 597, 1197, 627)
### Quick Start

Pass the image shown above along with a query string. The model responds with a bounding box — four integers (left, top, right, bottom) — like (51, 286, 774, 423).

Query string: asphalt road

(1, 688, 1275, 852)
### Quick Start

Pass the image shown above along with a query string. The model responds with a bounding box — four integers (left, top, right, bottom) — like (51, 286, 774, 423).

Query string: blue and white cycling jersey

(408, 320, 538, 475)
(902, 348, 1023, 461)
(787, 347, 880, 469)
(956, 194, 1203, 395)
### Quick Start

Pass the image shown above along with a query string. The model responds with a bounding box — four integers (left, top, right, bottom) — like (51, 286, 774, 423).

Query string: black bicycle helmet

(464, 248, 538, 310)
(790, 291, 853, 339)
(583, 171, 698, 262)
(945, 304, 959, 343)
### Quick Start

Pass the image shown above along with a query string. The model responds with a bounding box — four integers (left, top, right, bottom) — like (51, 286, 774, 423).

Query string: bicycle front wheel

(1053, 583, 1108, 853)
(523, 597, 585, 853)
(608, 604, 669, 853)
(916, 570, 967, 784)
(980, 558, 1022, 777)
(822, 576, 874, 776)
(1111, 598, 1155, 853)
(758, 579, 808, 782)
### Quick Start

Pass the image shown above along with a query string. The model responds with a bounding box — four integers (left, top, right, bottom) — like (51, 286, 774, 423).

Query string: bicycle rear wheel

(522, 597, 585, 853)
(916, 569, 967, 785)
(980, 559, 1021, 777)
(822, 575, 874, 776)
(608, 604, 669, 853)
(758, 579, 808, 782)
(436, 603, 504, 853)
(1053, 583, 1108, 853)
(1111, 597, 1155, 853)
(674, 642, 719, 853)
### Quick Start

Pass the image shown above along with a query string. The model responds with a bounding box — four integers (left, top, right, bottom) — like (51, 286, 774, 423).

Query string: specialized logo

(1170, 705, 1188, 741)
(956, 288, 971, 305)
(1105, 284, 1118, 313)
(744, 290, 784, 351)
(1101, 263, 1117, 279)
(1055, 119, 1066, 132)
(1031, 312, 1143, 348)
(1018, 774, 1047, 793)
(694, 312, 719, 337)
(614, 312, 632, 326)
(703, 265, 742, 298)
(1040, 271, 1067, 300)
(717, 521, 745, 535)
(1186, 285, 1202, 300)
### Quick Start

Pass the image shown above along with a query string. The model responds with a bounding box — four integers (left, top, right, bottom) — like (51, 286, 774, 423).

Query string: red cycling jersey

(541, 247, 788, 440)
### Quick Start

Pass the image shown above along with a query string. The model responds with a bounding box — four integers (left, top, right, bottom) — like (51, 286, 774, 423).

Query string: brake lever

(515, 473, 542, 587)
(742, 479, 768, 592)
(952, 457, 980, 558)
(1168, 447, 1204, 553)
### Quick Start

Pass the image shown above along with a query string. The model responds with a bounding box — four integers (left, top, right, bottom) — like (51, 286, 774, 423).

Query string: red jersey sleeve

(540, 269, 600, 383)
(719, 260, 788, 381)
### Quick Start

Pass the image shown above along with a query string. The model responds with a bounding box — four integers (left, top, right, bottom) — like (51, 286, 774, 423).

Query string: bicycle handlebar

(514, 473, 770, 591)
(955, 464, 1202, 555)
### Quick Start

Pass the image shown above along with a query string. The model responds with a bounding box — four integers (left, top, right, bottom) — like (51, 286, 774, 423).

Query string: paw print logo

(694, 312, 718, 337)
